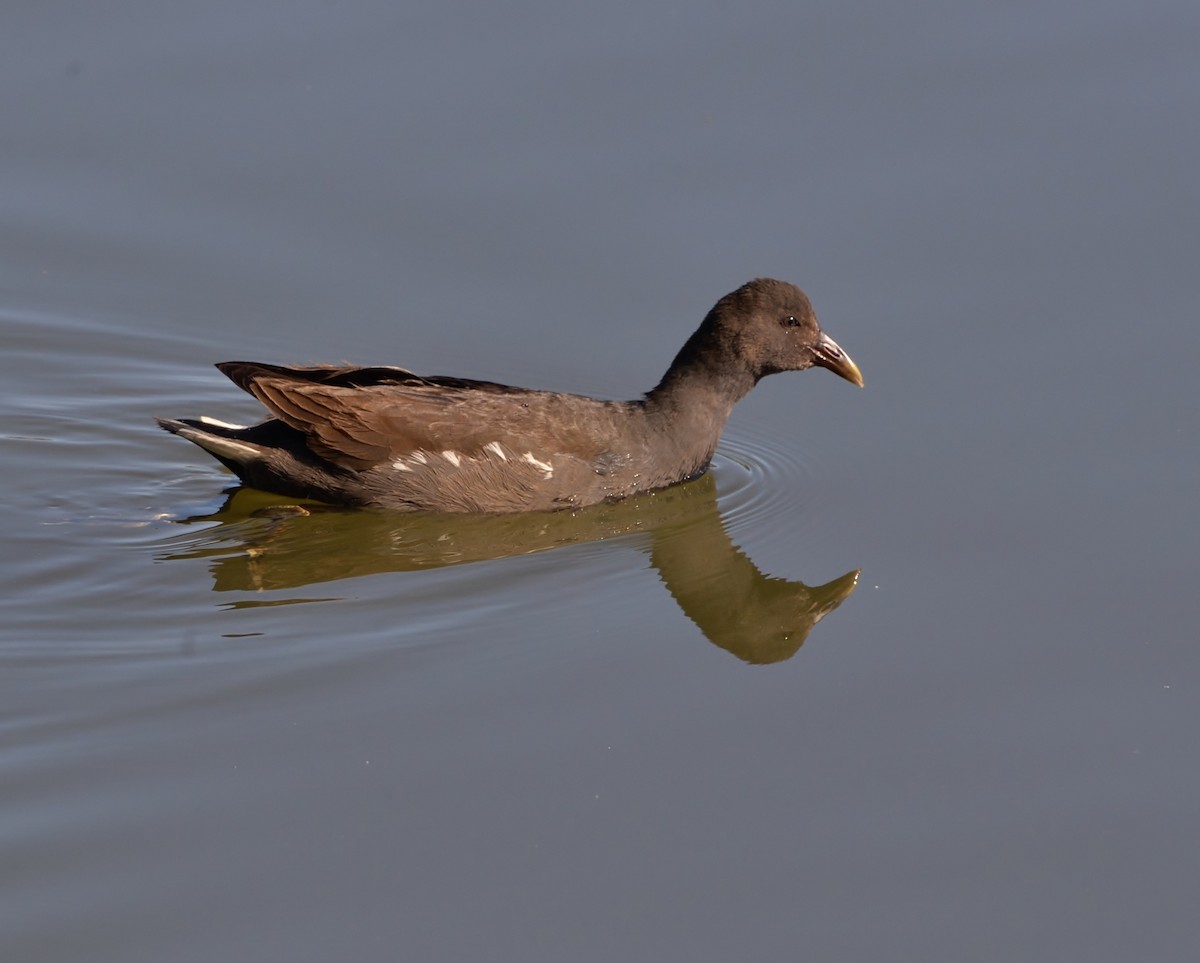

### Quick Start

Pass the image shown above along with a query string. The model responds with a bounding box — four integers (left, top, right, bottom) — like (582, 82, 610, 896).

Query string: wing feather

(218, 362, 629, 474)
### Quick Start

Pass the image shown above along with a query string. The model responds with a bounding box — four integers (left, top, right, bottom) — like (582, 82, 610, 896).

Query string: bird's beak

(812, 333, 864, 387)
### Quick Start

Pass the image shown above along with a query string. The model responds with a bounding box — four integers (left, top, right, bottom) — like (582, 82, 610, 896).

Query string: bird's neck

(647, 320, 759, 409)
(642, 339, 759, 474)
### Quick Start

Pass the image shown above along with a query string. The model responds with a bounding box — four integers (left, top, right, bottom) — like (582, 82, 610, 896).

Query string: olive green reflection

(160, 474, 857, 664)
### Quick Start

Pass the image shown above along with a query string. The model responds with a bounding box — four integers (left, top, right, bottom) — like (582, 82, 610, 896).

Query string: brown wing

(216, 361, 623, 473)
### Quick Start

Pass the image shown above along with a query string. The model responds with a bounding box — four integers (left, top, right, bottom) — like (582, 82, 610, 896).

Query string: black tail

(155, 417, 267, 475)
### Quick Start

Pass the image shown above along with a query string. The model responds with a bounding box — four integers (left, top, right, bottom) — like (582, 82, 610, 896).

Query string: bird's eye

(780, 316, 802, 327)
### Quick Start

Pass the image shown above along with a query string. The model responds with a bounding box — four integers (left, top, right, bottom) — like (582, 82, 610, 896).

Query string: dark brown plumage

(157, 278, 863, 513)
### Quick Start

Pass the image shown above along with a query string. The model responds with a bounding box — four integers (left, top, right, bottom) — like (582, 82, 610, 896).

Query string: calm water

(3, 1, 1199, 960)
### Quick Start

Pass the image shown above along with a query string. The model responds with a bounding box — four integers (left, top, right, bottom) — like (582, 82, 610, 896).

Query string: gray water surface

(3, 2, 1199, 961)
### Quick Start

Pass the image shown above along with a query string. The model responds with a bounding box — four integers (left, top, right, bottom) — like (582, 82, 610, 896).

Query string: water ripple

(712, 421, 824, 532)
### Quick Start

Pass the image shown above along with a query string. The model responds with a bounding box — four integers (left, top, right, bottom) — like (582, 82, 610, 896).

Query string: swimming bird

(157, 278, 863, 513)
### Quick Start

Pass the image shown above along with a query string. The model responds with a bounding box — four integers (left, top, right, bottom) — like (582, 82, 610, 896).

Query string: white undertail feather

(199, 415, 250, 430)
(177, 427, 262, 462)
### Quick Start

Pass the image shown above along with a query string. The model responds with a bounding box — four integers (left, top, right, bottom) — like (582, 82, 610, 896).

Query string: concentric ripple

(710, 420, 829, 536)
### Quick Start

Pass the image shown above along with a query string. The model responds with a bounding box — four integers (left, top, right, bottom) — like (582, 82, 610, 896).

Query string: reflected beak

(812, 333, 864, 387)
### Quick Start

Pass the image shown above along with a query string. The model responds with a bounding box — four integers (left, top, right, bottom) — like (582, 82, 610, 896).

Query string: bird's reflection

(159, 474, 857, 664)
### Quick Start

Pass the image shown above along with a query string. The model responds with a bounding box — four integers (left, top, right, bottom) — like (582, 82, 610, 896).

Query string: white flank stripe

(484, 441, 507, 461)
(521, 451, 554, 478)
(442, 450, 462, 467)
(391, 458, 412, 472)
